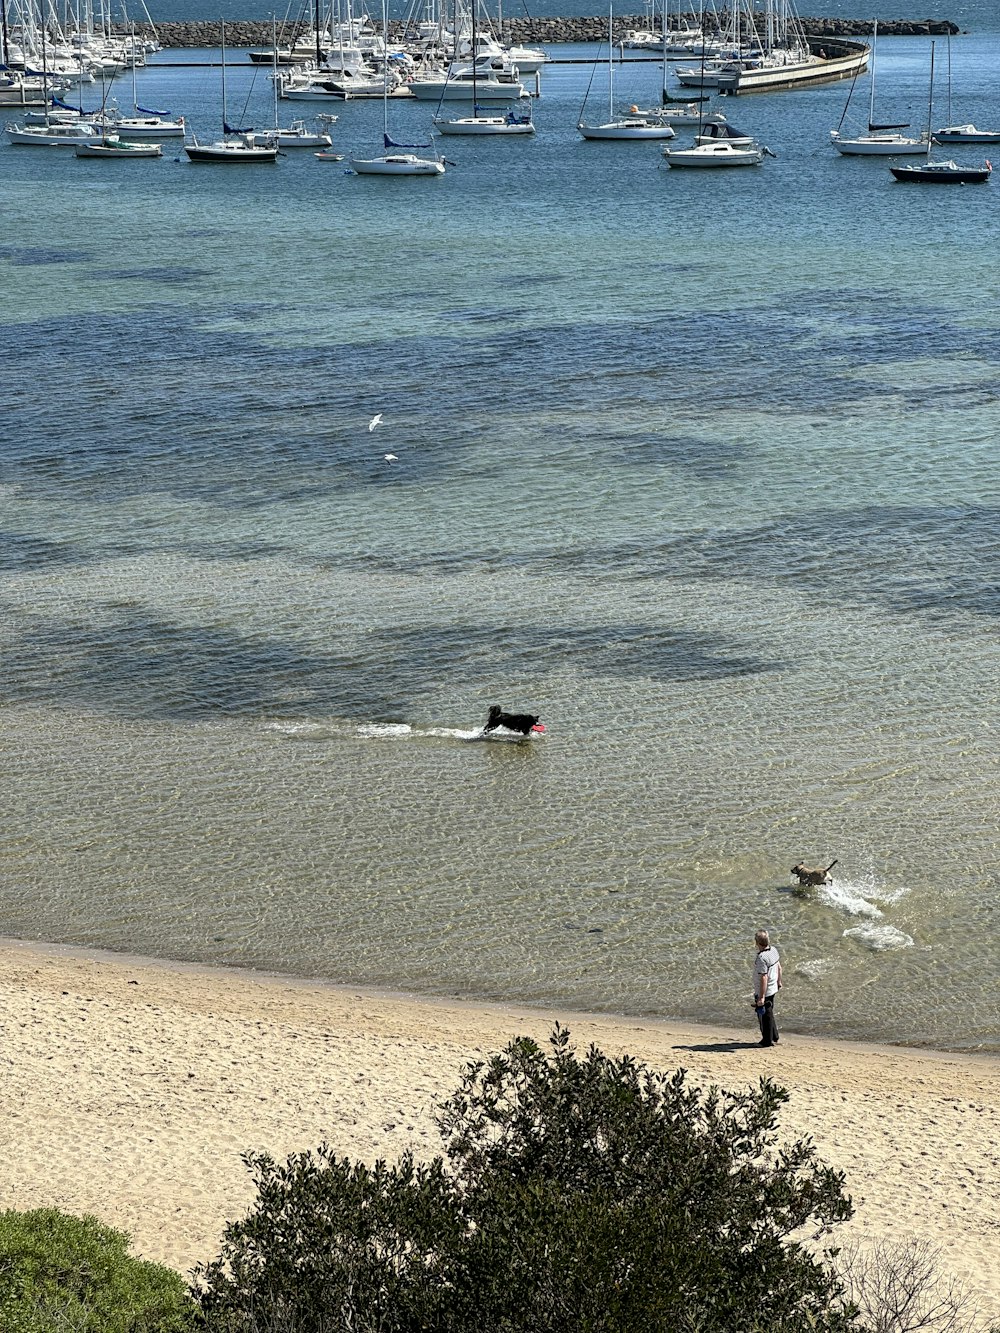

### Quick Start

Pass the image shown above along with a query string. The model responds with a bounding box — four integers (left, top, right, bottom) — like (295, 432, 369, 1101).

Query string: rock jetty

(121, 15, 960, 47)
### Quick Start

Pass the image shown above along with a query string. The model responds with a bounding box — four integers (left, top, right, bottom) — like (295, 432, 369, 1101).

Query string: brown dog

(791, 859, 838, 887)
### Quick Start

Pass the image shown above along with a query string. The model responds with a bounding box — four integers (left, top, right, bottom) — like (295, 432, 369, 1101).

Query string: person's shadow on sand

(672, 1041, 760, 1054)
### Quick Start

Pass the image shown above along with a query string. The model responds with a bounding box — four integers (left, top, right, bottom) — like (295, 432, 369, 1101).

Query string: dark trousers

(757, 995, 778, 1046)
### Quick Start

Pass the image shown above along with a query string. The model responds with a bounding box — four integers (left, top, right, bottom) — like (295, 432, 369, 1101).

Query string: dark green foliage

(0, 1207, 199, 1332)
(195, 1025, 857, 1333)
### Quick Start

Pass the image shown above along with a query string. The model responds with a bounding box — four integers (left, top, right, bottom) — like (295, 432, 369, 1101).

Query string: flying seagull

(384, 453, 398, 462)
(368, 413, 382, 432)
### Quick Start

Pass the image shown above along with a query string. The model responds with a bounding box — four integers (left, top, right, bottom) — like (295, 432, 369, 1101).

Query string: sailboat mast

(272, 14, 279, 126)
(607, 0, 613, 120)
(926, 39, 934, 157)
(381, 0, 388, 140)
(220, 17, 227, 133)
(867, 18, 877, 130)
(471, 0, 477, 114)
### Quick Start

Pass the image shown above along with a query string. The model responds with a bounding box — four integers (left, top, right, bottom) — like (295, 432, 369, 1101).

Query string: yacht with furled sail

(248, 23, 335, 146)
(183, 21, 279, 162)
(432, 3, 535, 134)
(890, 43, 992, 184)
(350, 0, 444, 173)
(578, 3, 676, 140)
(932, 33, 1000, 145)
(830, 20, 925, 155)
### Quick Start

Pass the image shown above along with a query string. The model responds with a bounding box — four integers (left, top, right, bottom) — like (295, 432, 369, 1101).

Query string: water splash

(843, 923, 915, 952)
(796, 957, 837, 980)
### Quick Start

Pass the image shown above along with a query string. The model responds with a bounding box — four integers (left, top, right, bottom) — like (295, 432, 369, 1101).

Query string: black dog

(483, 705, 540, 736)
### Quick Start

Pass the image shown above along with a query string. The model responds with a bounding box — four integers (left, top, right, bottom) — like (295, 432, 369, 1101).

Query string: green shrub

(195, 1024, 858, 1332)
(0, 1207, 199, 1332)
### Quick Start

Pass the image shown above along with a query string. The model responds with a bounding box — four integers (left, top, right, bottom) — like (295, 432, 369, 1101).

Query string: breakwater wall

(124, 15, 959, 47)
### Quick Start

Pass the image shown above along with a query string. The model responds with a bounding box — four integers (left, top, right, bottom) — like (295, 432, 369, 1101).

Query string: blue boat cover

(384, 132, 431, 149)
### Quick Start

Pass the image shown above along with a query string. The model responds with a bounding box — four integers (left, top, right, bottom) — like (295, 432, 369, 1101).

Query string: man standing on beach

(753, 929, 781, 1047)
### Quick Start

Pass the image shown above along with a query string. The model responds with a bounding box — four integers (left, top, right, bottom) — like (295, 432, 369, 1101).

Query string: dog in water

(483, 705, 541, 736)
(790, 859, 839, 887)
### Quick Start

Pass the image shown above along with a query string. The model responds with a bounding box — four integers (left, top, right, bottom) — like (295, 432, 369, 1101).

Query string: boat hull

(890, 161, 992, 183)
(6, 123, 98, 145)
(75, 138, 162, 157)
(184, 141, 279, 162)
(110, 119, 186, 139)
(433, 116, 534, 134)
(407, 81, 524, 104)
(662, 143, 763, 167)
(933, 126, 1000, 144)
(578, 119, 675, 140)
(350, 153, 444, 175)
(831, 132, 927, 156)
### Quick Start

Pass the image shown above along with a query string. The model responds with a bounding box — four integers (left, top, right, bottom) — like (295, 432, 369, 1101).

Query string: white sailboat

(184, 21, 279, 163)
(933, 34, 1000, 144)
(830, 20, 926, 156)
(104, 27, 185, 138)
(432, 2, 535, 135)
(577, 3, 676, 140)
(249, 22, 335, 147)
(350, 0, 445, 174)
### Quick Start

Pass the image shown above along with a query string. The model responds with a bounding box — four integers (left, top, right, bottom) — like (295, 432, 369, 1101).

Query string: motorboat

(408, 54, 524, 104)
(623, 29, 660, 49)
(662, 138, 766, 166)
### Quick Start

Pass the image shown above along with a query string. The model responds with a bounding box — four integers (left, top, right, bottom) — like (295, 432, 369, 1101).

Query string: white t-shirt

(754, 946, 780, 998)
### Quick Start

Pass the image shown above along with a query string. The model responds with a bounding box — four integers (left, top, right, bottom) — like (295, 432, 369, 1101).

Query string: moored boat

(74, 136, 163, 157)
(933, 124, 1000, 145)
(890, 158, 992, 184)
(5, 120, 99, 145)
(662, 138, 766, 167)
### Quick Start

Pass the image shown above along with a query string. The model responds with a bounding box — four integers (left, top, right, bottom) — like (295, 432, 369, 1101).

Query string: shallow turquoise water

(1, 31, 997, 1050)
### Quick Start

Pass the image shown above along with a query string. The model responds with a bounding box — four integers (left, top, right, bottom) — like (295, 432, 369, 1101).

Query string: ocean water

(1, 29, 997, 1053)
(141, 1, 996, 33)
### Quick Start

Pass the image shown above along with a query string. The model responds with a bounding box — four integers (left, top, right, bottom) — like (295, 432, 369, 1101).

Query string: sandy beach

(1, 937, 997, 1324)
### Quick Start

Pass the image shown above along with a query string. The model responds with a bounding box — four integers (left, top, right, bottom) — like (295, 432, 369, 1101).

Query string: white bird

(383, 453, 398, 462)
(368, 413, 382, 432)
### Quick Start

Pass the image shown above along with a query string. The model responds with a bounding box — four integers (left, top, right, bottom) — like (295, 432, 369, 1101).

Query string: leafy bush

(195, 1025, 857, 1332)
(0, 1207, 199, 1332)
